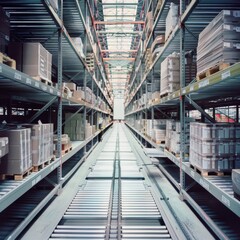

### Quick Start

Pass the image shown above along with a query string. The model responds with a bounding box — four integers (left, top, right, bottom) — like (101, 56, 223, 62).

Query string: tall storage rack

(0, 0, 113, 238)
(125, 0, 240, 238)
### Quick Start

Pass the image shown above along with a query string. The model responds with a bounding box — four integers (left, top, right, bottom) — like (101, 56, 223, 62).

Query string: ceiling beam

(103, 58, 135, 61)
(94, 21, 144, 25)
(101, 49, 137, 53)
(101, 3, 138, 5)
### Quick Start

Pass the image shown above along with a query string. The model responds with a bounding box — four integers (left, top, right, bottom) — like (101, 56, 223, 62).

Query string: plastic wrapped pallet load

(232, 169, 240, 200)
(0, 137, 8, 158)
(189, 122, 240, 172)
(22, 42, 52, 82)
(0, 128, 32, 175)
(85, 123, 93, 139)
(64, 113, 85, 141)
(165, 3, 178, 40)
(197, 10, 240, 77)
(23, 123, 54, 168)
(160, 52, 180, 96)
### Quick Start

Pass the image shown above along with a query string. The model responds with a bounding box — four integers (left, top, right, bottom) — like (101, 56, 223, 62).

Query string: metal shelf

(126, 0, 240, 108)
(164, 150, 240, 217)
(126, 123, 240, 217)
(0, 63, 111, 115)
(0, 1, 112, 108)
(125, 62, 240, 115)
(0, 130, 102, 213)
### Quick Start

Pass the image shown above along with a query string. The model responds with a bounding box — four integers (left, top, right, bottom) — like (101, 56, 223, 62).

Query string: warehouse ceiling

(95, 0, 144, 99)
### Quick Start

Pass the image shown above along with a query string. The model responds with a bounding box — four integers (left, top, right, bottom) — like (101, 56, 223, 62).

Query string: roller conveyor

(49, 123, 172, 240)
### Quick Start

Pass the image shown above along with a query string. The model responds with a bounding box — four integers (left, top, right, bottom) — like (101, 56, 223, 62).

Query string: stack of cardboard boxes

(197, 10, 240, 77)
(190, 122, 240, 172)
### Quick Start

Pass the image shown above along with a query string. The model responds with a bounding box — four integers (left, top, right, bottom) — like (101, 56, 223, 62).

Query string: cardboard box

(0, 128, 32, 174)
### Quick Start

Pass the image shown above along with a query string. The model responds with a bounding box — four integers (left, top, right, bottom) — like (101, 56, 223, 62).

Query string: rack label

(221, 195, 230, 207)
(35, 82, 40, 88)
(198, 79, 209, 88)
(14, 73, 21, 80)
(41, 85, 47, 91)
(49, 88, 53, 94)
(199, 178, 210, 190)
(26, 78, 32, 85)
(190, 170, 195, 178)
(190, 85, 194, 91)
(32, 175, 42, 186)
(0, 66, 2, 73)
(221, 70, 230, 80)
(182, 89, 186, 94)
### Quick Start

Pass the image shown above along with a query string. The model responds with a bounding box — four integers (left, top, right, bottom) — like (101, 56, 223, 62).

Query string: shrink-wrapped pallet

(190, 122, 240, 172)
(0, 128, 32, 175)
(160, 52, 180, 96)
(64, 113, 85, 141)
(0, 137, 8, 158)
(197, 10, 240, 76)
(165, 3, 178, 40)
(23, 123, 54, 167)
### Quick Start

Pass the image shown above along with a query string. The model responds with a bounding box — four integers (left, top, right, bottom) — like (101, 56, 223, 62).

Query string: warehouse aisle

(49, 123, 172, 239)
(22, 123, 214, 240)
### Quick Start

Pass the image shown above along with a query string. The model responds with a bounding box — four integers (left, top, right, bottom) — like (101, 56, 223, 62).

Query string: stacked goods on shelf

(0, 6, 10, 54)
(0, 128, 32, 176)
(85, 87, 93, 103)
(0, 137, 8, 158)
(151, 35, 165, 61)
(232, 169, 240, 200)
(160, 52, 180, 97)
(144, 48, 153, 73)
(154, 0, 163, 20)
(53, 134, 72, 155)
(146, 119, 166, 144)
(73, 87, 85, 101)
(165, 118, 194, 155)
(165, 3, 179, 40)
(189, 122, 240, 173)
(86, 53, 94, 72)
(145, 11, 153, 40)
(196, 10, 240, 80)
(64, 113, 85, 141)
(23, 43, 52, 82)
(85, 122, 93, 139)
(139, 94, 147, 108)
(23, 124, 54, 169)
(165, 120, 173, 150)
(152, 90, 160, 102)
(72, 37, 85, 58)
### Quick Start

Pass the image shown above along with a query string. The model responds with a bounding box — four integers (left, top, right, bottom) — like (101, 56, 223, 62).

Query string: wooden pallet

(0, 167, 33, 181)
(54, 146, 72, 156)
(33, 156, 55, 172)
(171, 151, 189, 158)
(190, 164, 230, 177)
(33, 76, 53, 86)
(197, 62, 230, 81)
(0, 52, 16, 69)
(160, 92, 170, 98)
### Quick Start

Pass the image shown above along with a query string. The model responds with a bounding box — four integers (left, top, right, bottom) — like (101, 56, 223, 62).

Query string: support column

(57, 0, 63, 193)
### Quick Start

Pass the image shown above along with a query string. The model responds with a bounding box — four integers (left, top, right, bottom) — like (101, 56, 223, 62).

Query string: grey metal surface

(49, 123, 173, 239)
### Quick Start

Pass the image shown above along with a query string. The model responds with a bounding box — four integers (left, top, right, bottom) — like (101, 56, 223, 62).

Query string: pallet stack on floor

(189, 122, 240, 175)
(197, 10, 240, 80)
